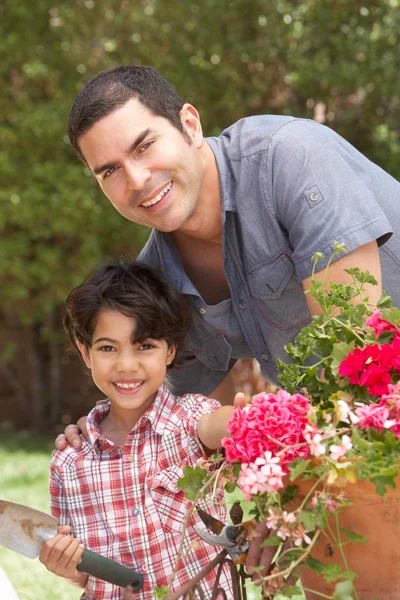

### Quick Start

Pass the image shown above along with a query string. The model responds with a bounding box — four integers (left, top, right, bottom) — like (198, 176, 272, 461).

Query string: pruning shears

(194, 503, 255, 564)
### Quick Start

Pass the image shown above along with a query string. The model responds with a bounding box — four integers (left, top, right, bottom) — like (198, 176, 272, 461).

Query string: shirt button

(199, 307, 207, 314)
(310, 192, 319, 202)
(238, 300, 247, 310)
(141, 563, 148, 572)
(132, 508, 140, 516)
(261, 353, 269, 362)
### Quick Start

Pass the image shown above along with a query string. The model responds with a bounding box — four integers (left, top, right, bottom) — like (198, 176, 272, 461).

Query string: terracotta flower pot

(297, 475, 400, 600)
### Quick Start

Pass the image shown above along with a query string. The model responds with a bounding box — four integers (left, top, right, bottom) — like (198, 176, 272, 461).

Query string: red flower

(359, 364, 391, 396)
(338, 347, 367, 384)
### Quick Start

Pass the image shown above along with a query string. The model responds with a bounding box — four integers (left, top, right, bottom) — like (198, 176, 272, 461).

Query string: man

(58, 65, 400, 581)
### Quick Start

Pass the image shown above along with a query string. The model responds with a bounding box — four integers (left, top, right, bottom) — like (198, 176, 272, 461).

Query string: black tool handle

(78, 548, 143, 590)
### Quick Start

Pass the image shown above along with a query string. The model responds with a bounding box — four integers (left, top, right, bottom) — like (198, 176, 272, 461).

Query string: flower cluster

(218, 245, 400, 597)
(222, 390, 312, 467)
(179, 244, 400, 599)
(338, 310, 400, 396)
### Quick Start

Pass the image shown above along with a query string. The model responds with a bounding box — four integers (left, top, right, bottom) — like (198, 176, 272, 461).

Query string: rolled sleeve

(181, 393, 222, 440)
(266, 120, 393, 279)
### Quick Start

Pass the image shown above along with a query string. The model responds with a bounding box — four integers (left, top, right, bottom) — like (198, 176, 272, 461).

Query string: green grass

(0, 432, 80, 600)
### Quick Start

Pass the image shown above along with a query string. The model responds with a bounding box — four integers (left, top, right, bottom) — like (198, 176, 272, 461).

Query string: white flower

(329, 435, 352, 461)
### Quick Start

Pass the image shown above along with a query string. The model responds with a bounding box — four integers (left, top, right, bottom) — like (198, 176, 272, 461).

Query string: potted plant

(180, 242, 400, 600)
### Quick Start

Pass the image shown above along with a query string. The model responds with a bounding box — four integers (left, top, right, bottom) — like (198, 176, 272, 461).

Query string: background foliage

(0, 0, 400, 429)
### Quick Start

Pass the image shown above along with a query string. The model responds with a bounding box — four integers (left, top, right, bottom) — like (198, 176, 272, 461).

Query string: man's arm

(302, 240, 382, 315)
(208, 370, 236, 406)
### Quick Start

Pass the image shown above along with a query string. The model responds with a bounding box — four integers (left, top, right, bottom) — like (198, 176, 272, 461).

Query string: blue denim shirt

(139, 116, 400, 395)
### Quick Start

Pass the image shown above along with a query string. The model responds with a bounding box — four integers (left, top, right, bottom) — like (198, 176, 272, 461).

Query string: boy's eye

(99, 345, 115, 352)
(139, 343, 155, 350)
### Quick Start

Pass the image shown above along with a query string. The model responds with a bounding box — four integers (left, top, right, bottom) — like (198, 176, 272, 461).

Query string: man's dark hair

(68, 65, 190, 163)
(63, 261, 191, 369)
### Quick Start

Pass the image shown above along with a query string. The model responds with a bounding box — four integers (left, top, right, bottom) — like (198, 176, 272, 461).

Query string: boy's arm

(196, 393, 246, 450)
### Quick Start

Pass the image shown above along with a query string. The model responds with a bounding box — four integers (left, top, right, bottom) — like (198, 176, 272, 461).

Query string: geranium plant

(177, 242, 400, 600)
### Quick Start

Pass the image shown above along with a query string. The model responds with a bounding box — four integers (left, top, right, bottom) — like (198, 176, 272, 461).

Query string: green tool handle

(78, 548, 143, 590)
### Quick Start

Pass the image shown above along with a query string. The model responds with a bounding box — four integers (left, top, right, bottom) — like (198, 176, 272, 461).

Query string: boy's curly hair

(63, 262, 191, 369)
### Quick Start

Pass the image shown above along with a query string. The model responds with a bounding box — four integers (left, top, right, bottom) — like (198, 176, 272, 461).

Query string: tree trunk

(29, 322, 47, 430)
(48, 307, 63, 425)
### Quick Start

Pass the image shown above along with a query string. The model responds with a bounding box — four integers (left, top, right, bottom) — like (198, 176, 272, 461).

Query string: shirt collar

(150, 230, 199, 296)
(86, 385, 177, 450)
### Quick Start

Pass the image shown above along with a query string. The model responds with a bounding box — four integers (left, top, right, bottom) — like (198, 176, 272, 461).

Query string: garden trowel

(0, 499, 143, 590)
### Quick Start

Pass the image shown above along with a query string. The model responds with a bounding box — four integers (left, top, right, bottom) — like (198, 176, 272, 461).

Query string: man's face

(79, 98, 206, 233)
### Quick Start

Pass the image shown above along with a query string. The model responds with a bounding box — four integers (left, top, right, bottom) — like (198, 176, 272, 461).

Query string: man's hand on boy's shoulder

(55, 418, 88, 450)
(55, 400, 109, 450)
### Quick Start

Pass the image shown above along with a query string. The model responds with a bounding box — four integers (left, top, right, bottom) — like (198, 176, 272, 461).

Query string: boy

(40, 262, 239, 599)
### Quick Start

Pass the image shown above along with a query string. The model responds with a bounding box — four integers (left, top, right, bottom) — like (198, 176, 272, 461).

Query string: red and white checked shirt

(50, 385, 233, 600)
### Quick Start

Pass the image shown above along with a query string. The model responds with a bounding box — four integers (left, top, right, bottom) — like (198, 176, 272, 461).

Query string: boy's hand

(39, 525, 85, 584)
(233, 392, 247, 409)
(122, 585, 136, 599)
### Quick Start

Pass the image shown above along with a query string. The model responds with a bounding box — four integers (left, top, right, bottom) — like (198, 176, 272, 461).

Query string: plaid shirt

(50, 386, 233, 600)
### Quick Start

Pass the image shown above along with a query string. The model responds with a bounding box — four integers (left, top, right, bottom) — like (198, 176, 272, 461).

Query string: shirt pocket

(187, 311, 232, 371)
(248, 254, 310, 328)
(147, 465, 192, 535)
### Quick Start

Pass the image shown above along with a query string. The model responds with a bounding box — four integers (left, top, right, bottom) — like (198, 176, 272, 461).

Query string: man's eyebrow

(92, 128, 153, 176)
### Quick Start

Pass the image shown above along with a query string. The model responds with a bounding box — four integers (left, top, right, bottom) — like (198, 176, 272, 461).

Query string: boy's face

(77, 309, 176, 422)
(78, 98, 206, 235)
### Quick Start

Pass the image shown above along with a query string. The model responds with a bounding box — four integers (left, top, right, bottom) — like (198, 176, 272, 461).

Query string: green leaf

(306, 556, 326, 574)
(371, 474, 398, 496)
(279, 584, 304, 598)
(153, 586, 169, 598)
(333, 579, 354, 599)
(298, 509, 325, 529)
(340, 528, 367, 545)
(224, 481, 238, 493)
(377, 292, 392, 308)
(330, 341, 354, 374)
(177, 466, 207, 501)
(281, 484, 299, 505)
(261, 534, 282, 547)
(289, 458, 311, 481)
(382, 306, 400, 326)
(323, 563, 344, 583)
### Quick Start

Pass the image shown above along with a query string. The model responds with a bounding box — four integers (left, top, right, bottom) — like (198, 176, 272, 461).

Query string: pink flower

(304, 426, 326, 457)
(236, 451, 285, 500)
(329, 435, 352, 461)
(222, 391, 312, 469)
(355, 402, 390, 433)
(365, 310, 398, 338)
(266, 508, 281, 530)
(293, 524, 312, 547)
(356, 387, 400, 438)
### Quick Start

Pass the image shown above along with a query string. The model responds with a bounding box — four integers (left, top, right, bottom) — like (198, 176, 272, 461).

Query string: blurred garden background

(1, 0, 400, 598)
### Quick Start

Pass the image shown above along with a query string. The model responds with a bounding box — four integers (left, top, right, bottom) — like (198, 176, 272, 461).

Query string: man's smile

(140, 181, 173, 209)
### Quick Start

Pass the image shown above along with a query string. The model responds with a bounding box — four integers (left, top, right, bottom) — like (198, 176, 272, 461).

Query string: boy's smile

(77, 309, 176, 430)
